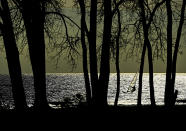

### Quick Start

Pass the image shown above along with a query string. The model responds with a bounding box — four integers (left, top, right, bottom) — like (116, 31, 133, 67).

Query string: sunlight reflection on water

(0, 73, 186, 108)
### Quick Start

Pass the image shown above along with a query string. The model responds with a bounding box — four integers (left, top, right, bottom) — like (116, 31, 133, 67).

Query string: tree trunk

(98, 0, 112, 107)
(138, 0, 156, 106)
(89, 0, 99, 105)
(137, 0, 166, 106)
(21, 0, 49, 110)
(165, 0, 173, 107)
(1, 0, 27, 110)
(138, 44, 146, 106)
(171, 0, 186, 105)
(114, 7, 121, 106)
(78, 0, 92, 105)
(146, 40, 156, 106)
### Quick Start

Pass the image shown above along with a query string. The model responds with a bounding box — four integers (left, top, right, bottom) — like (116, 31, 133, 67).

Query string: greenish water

(0, 7, 186, 74)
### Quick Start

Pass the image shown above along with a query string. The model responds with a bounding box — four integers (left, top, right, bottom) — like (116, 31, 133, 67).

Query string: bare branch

(45, 11, 81, 30)
(147, 0, 166, 28)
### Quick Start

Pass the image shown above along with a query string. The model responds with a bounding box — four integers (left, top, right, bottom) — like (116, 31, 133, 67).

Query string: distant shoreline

(0, 73, 168, 76)
(1, 73, 186, 75)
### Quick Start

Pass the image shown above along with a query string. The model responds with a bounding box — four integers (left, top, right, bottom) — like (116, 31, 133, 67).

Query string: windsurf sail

(127, 72, 138, 92)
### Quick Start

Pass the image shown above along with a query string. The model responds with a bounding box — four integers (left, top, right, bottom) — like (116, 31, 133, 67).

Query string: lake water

(0, 73, 186, 108)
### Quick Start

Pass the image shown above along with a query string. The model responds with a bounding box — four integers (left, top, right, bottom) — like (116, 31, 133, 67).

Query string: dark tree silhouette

(77, 0, 111, 107)
(137, 0, 166, 106)
(164, 0, 173, 107)
(0, 0, 184, 112)
(138, 0, 156, 106)
(0, 0, 27, 110)
(114, 0, 121, 106)
(165, 0, 186, 106)
(78, 0, 92, 105)
(88, 0, 99, 105)
(76, 0, 125, 107)
(97, 0, 112, 107)
(171, 0, 186, 104)
(78, 0, 114, 107)
(138, 44, 147, 106)
(15, 0, 49, 110)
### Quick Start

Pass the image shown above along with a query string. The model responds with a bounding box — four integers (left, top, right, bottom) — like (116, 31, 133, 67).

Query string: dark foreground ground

(1, 104, 186, 113)
(1, 101, 186, 119)
(1, 105, 186, 127)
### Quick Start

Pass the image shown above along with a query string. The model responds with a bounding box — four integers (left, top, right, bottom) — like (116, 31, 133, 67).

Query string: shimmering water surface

(0, 73, 186, 108)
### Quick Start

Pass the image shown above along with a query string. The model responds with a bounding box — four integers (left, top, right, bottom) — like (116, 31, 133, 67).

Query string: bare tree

(88, 0, 99, 106)
(78, 0, 92, 105)
(0, 0, 27, 110)
(138, 0, 166, 106)
(164, 0, 173, 107)
(14, 0, 50, 110)
(113, 0, 122, 106)
(165, 0, 186, 106)
(171, 0, 186, 104)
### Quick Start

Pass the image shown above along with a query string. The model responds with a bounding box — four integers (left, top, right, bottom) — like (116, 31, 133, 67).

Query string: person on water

(127, 85, 136, 93)
(131, 86, 136, 92)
